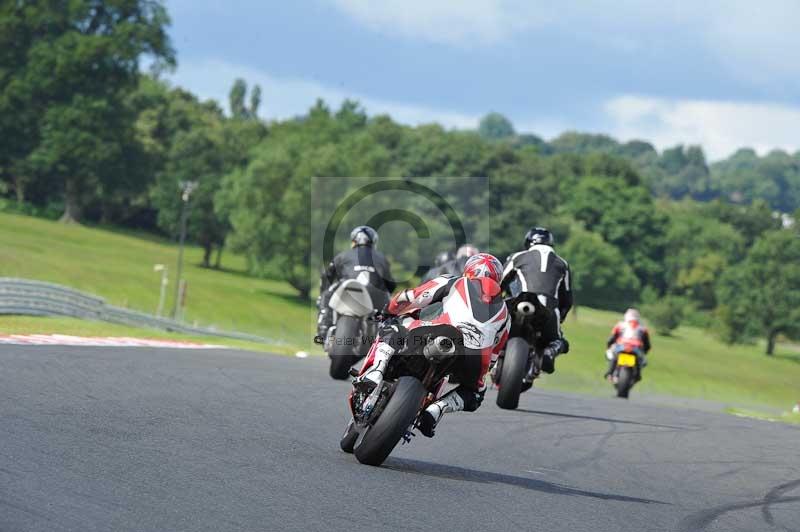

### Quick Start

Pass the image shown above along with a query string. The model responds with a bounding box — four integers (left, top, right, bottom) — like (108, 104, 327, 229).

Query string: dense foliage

(1, 2, 798, 352)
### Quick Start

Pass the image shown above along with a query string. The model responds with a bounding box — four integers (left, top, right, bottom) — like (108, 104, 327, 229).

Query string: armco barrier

(0, 277, 274, 344)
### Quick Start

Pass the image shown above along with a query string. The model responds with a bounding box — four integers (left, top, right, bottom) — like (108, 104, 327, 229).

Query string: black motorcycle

(317, 280, 388, 380)
(492, 293, 552, 410)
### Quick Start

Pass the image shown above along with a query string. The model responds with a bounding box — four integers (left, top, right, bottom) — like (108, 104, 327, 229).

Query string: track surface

(1, 346, 798, 532)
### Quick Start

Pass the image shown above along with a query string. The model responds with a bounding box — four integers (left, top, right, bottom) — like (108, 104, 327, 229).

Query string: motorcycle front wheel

(353, 376, 427, 466)
(340, 418, 358, 453)
(615, 367, 633, 399)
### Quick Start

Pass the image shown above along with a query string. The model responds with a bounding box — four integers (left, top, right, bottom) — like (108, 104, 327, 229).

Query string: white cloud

(604, 95, 800, 160)
(327, 0, 800, 88)
(328, 0, 550, 46)
(171, 59, 480, 128)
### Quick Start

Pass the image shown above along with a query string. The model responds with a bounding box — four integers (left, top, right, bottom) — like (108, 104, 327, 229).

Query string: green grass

(0, 212, 317, 350)
(539, 307, 800, 412)
(2, 211, 799, 413)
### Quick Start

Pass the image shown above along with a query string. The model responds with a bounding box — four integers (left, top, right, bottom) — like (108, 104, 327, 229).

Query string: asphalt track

(1, 346, 798, 532)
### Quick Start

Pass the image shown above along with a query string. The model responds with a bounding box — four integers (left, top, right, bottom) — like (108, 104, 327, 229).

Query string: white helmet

(456, 244, 479, 259)
(624, 308, 641, 322)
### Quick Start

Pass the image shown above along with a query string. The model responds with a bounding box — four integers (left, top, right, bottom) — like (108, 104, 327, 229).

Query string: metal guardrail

(0, 277, 275, 344)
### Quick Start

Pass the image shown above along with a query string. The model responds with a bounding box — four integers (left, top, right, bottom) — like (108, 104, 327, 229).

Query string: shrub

(642, 295, 687, 336)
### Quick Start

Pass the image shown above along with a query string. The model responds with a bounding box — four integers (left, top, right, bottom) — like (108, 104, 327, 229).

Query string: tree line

(1, 1, 798, 353)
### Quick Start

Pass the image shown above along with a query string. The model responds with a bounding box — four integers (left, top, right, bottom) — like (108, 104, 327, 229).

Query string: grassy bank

(2, 211, 799, 412)
(0, 212, 316, 348)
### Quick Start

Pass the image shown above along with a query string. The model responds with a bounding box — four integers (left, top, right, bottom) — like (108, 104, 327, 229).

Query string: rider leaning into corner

(316, 226, 396, 341)
(500, 227, 572, 374)
(605, 308, 651, 380)
(356, 253, 510, 437)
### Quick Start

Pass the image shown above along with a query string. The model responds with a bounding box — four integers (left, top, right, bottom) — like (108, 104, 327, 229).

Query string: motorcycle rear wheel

(329, 315, 360, 380)
(353, 376, 427, 466)
(496, 337, 529, 410)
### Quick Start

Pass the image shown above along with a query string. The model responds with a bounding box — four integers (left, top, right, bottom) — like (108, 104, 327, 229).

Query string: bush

(0, 198, 62, 220)
(642, 295, 687, 336)
(561, 227, 641, 311)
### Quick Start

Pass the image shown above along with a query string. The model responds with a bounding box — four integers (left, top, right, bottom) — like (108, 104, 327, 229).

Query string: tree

(222, 133, 316, 297)
(662, 204, 744, 309)
(700, 199, 780, 247)
(557, 155, 669, 292)
(478, 112, 515, 141)
(549, 132, 619, 154)
(561, 227, 640, 310)
(154, 125, 227, 268)
(641, 295, 686, 336)
(0, 0, 175, 223)
(229, 78, 262, 120)
(716, 230, 800, 354)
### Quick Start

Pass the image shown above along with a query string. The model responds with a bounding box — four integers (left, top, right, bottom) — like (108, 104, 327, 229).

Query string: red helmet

(463, 253, 503, 283)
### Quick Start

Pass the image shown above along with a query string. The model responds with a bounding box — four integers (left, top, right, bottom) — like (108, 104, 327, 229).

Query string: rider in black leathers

(422, 244, 479, 282)
(316, 226, 396, 340)
(500, 227, 572, 373)
(420, 250, 454, 282)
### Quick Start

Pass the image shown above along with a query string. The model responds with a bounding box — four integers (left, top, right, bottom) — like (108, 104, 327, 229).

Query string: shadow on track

(515, 408, 692, 430)
(384, 458, 667, 505)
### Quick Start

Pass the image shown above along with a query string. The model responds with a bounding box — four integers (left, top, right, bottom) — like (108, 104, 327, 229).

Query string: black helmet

(350, 225, 378, 247)
(434, 250, 454, 266)
(524, 227, 554, 248)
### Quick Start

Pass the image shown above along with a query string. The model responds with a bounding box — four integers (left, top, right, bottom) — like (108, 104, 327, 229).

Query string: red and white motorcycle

(340, 277, 506, 467)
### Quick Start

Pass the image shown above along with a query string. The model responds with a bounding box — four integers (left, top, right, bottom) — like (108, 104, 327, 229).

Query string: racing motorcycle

(607, 349, 641, 399)
(339, 304, 466, 467)
(319, 279, 388, 380)
(492, 293, 551, 410)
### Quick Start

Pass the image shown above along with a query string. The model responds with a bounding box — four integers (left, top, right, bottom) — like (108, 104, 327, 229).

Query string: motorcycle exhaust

(423, 336, 456, 362)
(516, 301, 536, 316)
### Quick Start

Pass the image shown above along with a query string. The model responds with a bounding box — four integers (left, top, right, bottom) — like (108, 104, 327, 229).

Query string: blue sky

(167, 0, 800, 160)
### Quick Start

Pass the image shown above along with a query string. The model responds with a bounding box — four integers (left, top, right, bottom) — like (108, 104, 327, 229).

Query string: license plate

(617, 353, 637, 367)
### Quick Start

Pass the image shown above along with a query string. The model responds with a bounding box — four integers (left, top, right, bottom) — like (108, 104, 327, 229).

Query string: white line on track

(0, 334, 223, 349)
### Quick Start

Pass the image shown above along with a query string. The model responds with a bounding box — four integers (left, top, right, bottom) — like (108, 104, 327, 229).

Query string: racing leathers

(605, 319, 651, 378)
(500, 244, 573, 373)
(316, 246, 396, 339)
(359, 274, 510, 437)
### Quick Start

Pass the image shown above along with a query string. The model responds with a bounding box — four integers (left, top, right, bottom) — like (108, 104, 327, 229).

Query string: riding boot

(604, 358, 616, 380)
(355, 342, 394, 387)
(316, 307, 332, 341)
(541, 338, 569, 374)
(417, 389, 465, 438)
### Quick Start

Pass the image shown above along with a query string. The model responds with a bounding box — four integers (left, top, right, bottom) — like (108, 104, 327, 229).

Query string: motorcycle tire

(496, 337, 529, 410)
(616, 367, 633, 399)
(354, 376, 427, 466)
(340, 418, 358, 453)
(329, 316, 360, 380)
